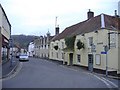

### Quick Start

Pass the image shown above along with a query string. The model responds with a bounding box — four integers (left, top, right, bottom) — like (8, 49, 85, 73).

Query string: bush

(76, 40, 84, 50)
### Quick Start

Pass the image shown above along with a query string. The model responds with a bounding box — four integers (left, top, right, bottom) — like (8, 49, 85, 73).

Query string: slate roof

(52, 14, 120, 41)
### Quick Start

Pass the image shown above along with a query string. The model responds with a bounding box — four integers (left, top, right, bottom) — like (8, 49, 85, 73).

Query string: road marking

(101, 77, 118, 88)
(92, 74, 112, 88)
(59, 65, 119, 88)
(92, 73, 118, 88)
(35, 59, 119, 88)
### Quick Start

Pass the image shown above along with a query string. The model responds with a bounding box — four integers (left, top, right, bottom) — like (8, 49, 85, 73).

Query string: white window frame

(95, 54, 101, 65)
(88, 37, 93, 46)
(77, 54, 81, 63)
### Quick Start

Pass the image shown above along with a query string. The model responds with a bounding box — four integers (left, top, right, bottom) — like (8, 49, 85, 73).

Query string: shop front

(1, 35, 10, 63)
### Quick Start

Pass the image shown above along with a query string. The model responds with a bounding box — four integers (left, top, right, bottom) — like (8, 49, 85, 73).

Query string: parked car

(19, 54, 29, 62)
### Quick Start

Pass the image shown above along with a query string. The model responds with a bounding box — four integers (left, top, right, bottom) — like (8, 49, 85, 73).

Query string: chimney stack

(55, 16, 59, 35)
(55, 25, 59, 35)
(87, 9, 94, 20)
(114, 10, 119, 17)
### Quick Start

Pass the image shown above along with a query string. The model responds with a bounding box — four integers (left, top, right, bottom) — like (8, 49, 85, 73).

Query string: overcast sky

(0, 0, 119, 36)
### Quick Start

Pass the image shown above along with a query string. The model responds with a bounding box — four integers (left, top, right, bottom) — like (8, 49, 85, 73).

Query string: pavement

(0, 57, 20, 79)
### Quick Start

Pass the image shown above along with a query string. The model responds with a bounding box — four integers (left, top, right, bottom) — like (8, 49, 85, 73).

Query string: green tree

(64, 36, 76, 51)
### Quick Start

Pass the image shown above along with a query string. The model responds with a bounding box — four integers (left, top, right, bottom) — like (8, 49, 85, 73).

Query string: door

(69, 53, 73, 66)
(88, 54, 93, 72)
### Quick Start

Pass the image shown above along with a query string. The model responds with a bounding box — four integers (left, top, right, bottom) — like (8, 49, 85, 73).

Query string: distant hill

(11, 35, 39, 49)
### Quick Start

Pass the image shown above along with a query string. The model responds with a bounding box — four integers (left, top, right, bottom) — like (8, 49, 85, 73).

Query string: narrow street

(2, 58, 119, 88)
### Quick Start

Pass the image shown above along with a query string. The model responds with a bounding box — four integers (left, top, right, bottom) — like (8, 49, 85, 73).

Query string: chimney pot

(55, 26, 59, 35)
(87, 9, 94, 19)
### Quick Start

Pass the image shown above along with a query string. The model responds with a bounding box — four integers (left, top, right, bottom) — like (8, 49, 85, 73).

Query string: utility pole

(104, 45, 109, 77)
(9, 38, 13, 67)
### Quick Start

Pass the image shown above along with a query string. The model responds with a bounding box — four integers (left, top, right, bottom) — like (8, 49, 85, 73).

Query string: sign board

(101, 52, 107, 54)
(110, 33, 116, 48)
(91, 44, 96, 52)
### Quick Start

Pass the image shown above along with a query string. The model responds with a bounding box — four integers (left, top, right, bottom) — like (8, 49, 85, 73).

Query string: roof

(52, 14, 120, 41)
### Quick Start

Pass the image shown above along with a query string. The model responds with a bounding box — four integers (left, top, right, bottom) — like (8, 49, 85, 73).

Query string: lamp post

(9, 38, 13, 67)
(104, 45, 109, 77)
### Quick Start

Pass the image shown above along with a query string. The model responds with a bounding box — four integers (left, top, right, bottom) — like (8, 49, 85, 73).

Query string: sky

(0, 0, 120, 36)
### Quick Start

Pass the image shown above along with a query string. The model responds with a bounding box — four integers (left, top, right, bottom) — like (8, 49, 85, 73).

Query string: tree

(64, 36, 76, 51)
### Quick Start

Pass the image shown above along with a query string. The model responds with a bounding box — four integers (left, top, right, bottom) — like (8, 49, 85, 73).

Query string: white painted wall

(49, 29, 119, 73)
(28, 42, 35, 57)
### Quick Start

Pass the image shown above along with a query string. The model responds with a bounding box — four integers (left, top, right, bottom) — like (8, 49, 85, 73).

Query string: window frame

(77, 54, 81, 63)
(95, 54, 101, 65)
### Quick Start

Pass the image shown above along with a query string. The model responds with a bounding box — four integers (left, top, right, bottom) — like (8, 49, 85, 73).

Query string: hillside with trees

(11, 35, 39, 49)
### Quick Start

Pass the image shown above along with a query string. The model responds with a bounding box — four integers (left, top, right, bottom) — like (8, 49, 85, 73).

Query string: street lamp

(103, 45, 109, 77)
(9, 38, 13, 67)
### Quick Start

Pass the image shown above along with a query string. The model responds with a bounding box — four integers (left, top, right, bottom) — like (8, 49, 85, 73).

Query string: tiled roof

(52, 14, 120, 41)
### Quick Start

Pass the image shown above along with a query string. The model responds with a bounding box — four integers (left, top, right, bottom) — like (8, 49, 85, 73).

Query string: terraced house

(0, 4, 11, 64)
(49, 10, 120, 75)
(34, 31, 53, 59)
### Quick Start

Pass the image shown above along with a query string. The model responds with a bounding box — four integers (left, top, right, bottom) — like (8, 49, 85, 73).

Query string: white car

(19, 54, 29, 62)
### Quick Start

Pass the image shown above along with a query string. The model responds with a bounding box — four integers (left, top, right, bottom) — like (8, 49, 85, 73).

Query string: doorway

(88, 54, 93, 72)
(69, 53, 73, 66)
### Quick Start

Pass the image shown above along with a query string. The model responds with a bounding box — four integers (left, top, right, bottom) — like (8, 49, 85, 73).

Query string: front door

(69, 53, 73, 66)
(88, 54, 93, 72)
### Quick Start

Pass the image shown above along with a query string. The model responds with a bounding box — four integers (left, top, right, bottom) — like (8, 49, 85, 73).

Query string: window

(62, 42, 64, 49)
(56, 52, 58, 58)
(77, 54, 81, 63)
(95, 54, 101, 65)
(45, 45, 46, 49)
(62, 53, 65, 59)
(109, 33, 116, 48)
(88, 37, 93, 46)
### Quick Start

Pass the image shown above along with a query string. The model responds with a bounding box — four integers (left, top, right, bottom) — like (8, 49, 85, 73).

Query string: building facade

(49, 11, 120, 74)
(34, 32, 53, 59)
(28, 42, 35, 57)
(0, 4, 11, 63)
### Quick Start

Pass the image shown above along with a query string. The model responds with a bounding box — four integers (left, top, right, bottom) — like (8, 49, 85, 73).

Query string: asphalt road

(2, 58, 120, 88)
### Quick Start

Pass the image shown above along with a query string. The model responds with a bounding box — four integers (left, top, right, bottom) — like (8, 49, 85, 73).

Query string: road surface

(2, 58, 120, 88)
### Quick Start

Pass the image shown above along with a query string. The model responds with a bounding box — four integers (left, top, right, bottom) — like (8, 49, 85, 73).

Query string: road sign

(101, 52, 107, 54)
